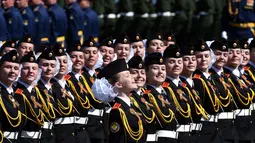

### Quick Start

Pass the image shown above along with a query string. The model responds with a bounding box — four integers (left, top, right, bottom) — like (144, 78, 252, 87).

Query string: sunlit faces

(241, 49, 250, 66)
(0, 61, 20, 83)
(146, 64, 166, 85)
(70, 51, 84, 72)
(115, 70, 137, 93)
(17, 43, 34, 59)
(115, 43, 131, 60)
(195, 51, 211, 71)
(39, 59, 56, 80)
(100, 46, 114, 66)
(147, 39, 164, 54)
(129, 68, 146, 88)
(20, 62, 38, 84)
(132, 41, 145, 58)
(213, 50, 228, 68)
(182, 55, 197, 73)
(1, 0, 14, 9)
(165, 58, 183, 78)
(83, 47, 98, 68)
(56, 55, 68, 76)
(1, 47, 16, 56)
(227, 49, 242, 68)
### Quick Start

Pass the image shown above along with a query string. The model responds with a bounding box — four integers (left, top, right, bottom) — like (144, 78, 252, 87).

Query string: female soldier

(130, 33, 145, 58)
(93, 59, 146, 143)
(143, 52, 178, 143)
(146, 33, 164, 54)
(128, 56, 157, 142)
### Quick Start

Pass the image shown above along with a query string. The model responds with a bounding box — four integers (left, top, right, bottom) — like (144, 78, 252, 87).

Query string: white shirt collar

(249, 61, 255, 69)
(84, 66, 95, 77)
(212, 66, 223, 76)
(225, 66, 240, 77)
(202, 71, 211, 79)
(116, 96, 131, 107)
(135, 89, 142, 95)
(180, 75, 193, 87)
(239, 67, 245, 75)
(18, 80, 34, 93)
(40, 79, 51, 90)
(0, 81, 13, 94)
(167, 76, 180, 87)
(148, 84, 165, 94)
(72, 71, 82, 81)
(53, 77, 66, 89)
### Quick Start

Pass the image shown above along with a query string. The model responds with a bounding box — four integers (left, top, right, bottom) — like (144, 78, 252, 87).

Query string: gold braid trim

(57, 99, 73, 116)
(118, 108, 144, 141)
(246, 69, 255, 83)
(0, 130, 3, 143)
(147, 93, 174, 123)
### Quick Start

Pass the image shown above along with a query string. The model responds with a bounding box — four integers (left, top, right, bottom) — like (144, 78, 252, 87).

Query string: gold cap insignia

(89, 41, 93, 47)
(158, 35, 161, 39)
(222, 45, 226, 50)
(12, 56, 16, 61)
(160, 58, 163, 63)
(168, 36, 172, 41)
(123, 38, 127, 43)
(176, 52, 180, 57)
(27, 38, 31, 42)
(244, 44, 248, 48)
(30, 57, 34, 62)
(201, 45, 205, 49)
(49, 53, 52, 57)
(77, 45, 81, 50)
(136, 35, 140, 41)
(190, 50, 194, 54)
(139, 63, 142, 68)
(233, 43, 237, 47)
(59, 49, 63, 53)
(108, 41, 112, 45)
(11, 43, 15, 48)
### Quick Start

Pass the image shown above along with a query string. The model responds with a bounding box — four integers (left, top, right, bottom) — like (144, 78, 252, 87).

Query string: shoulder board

(144, 90, 151, 94)
(225, 73, 230, 77)
(193, 74, 201, 79)
(244, 66, 250, 71)
(162, 82, 169, 88)
(182, 82, 187, 87)
(112, 103, 121, 110)
(15, 88, 23, 94)
(64, 74, 71, 80)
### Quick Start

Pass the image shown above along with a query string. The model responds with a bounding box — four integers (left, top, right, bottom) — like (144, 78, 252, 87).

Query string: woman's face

(57, 55, 68, 76)
(129, 68, 146, 88)
(147, 40, 164, 54)
(146, 64, 166, 85)
(195, 51, 211, 71)
(227, 49, 242, 68)
(241, 49, 250, 66)
(182, 55, 197, 73)
(115, 70, 137, 93)
(132, 41, 145, 58)
(213, 50, 228, 69)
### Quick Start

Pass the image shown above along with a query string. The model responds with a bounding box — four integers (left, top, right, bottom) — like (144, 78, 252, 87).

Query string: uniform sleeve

(193, 79, 206, 106)
(108, 109, 125, 143)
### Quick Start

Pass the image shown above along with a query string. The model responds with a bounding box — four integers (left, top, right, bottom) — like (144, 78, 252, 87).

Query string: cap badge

(160, 58, 163, 63)
(89, 41, 93, 47)
(77, 45, 81, 50)
(12, 56, 16, 61)
(136, 35, 140, 41)
(49, 53, 52, 57)
(30, 57, 34, 62)
(222, 45, 226, 50)
(233, 43, 237, 47)
(27, 38, 31, 42)
(59, 49, 63, 53)
(123, 38, 127, 43)
(168, 36, 172, 41)
(158, 35, 161, 39)
(201, 45, 205, 49)
(108, 41, 112, 45)
(190, 50, 194, 54)
(176, 52, 180, 57)
(244, 44, 248, 48)
(139, 63, 142, 68)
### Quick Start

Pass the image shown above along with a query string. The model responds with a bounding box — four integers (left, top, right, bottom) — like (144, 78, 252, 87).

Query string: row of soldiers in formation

(1, 30, 255, 143)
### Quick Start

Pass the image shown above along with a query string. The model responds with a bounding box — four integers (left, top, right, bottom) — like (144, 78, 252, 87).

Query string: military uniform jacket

(83, 8, 100, 40)
(109, 97, 146, 143)
(14, 82, 45, 131)
(193, 70, 222, 115)
(3, 6, 23, 40)
(144, 85, 177, 131)
(0, 83, 24, 132)
(48, 4, 68, 44)
(0, 8, 9, 41)
(244, 62, 255, 84)
(20, 6, 36, 38)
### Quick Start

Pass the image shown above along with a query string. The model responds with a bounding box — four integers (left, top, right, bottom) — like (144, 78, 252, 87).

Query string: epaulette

(244, 66, 250, 71)
(162, 82, 169, 88)
(225, 73, 230, 77)
(143, 90, 151, 95)
(112, 103, 121, 110)
(15, 88, 23, 94)
(64, 74, 71, 80)
(182, 82, 187, 87)
(193, 74, 201, 79)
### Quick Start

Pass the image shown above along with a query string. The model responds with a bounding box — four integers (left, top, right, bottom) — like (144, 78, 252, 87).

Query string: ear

(114, 81, 122, 89)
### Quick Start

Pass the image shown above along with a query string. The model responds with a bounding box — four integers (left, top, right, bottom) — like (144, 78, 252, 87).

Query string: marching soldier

(16, 0, 36, 39)
(2, 0, 23, 40)
(146, 32, 164, 54)
(14, 51, 46, 142)
(44, 0, 68, 48)
(193, 40, 223, 143)
(223, 40, 255, 142)
(209, 40, 239, 142)
(16, 35, 34, 60)
(65, 0, 85, 47)
(66, 41, 91, 143)
(128, 56, 157, 143)
(129, 32, 145, 59)
(81, 37, 106, 143)
(0, 6, 8, 42)
(0, 50, 24, 142)
(96, 59, 146, 143)
(0, 40, 16, 56)
(78, 0, 100, 41)
(163, 45, 193, 143)
(114, 33, 131, 61)
(143, 52, 178, 143)
(30, 0, 50, 53)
